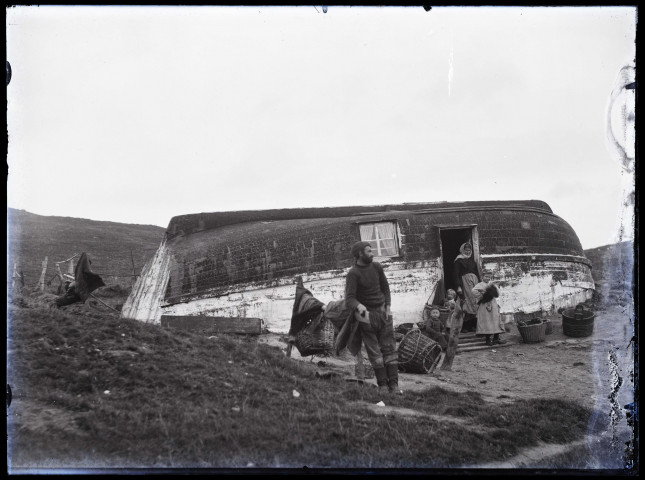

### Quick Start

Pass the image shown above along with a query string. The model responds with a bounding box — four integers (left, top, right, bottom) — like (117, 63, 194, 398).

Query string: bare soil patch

(261, 282, 635, 469)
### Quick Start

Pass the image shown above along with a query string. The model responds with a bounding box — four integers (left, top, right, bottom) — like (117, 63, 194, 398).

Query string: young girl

(443, 289, 457, 334)
(471, 274, 506, 346)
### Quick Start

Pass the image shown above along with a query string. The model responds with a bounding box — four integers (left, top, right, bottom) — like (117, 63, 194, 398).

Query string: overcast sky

(6, 6, 636, 250)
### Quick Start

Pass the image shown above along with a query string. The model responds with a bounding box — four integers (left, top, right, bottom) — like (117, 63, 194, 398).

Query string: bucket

(562, 304, 595, 338)
(397, 329, 443, 374)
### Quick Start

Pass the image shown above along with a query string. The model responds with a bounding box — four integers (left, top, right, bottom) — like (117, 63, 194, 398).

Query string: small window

(359, 222, 400, 257)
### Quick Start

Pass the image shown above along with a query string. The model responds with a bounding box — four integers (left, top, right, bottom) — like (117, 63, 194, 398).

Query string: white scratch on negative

(448, 30, 454, 97)
(448, 48, 454, 97)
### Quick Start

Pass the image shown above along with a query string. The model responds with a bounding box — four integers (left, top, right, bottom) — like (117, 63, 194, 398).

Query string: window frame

(356, 220, 401, 259)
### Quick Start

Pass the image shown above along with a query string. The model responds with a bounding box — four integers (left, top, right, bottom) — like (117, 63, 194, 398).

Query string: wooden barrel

(562, 304, 595, 338)
(397, 329, 443, 374)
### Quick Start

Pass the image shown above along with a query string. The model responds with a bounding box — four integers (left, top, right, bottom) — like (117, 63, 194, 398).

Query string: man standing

(345, 241, 401, 396)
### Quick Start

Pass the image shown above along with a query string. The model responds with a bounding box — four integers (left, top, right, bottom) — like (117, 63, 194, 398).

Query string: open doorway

(439, 227, 479, 292)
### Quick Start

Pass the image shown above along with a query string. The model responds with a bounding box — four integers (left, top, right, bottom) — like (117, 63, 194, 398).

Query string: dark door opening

(440, 228, 474, 293)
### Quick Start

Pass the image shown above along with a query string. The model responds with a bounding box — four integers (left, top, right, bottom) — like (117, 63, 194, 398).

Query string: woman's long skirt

(461, 272, 479, 315)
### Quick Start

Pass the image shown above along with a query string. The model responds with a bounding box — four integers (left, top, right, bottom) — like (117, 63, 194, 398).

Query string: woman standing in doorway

(452, 242, 480, 332)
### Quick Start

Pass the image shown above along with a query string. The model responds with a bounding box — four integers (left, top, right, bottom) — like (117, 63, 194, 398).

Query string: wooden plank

(440, 306, 464, 371)
(38, 256, 48, 291)
(456, 341, 516, 354)
(160, 315, 263, 335)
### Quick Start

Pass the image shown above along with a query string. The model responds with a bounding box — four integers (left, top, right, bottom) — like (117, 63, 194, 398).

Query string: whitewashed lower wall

(483, 255, 595, 320)
(158, 259, 443, 333)
(122, 250, 594, 334)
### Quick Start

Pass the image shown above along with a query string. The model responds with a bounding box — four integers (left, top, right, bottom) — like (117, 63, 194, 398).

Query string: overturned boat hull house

(121, 200, 594, 333)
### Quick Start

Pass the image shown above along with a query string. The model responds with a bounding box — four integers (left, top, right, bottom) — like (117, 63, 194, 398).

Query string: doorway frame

(436, 224, 483, 281)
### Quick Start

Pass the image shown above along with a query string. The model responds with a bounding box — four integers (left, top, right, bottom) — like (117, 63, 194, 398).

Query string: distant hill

(584, 240, 634, 287)
(7, 209, 166, 289)
(7, 208, 634, 294)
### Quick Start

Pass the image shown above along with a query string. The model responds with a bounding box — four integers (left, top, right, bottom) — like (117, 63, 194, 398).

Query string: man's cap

(351, 241, 371, 259)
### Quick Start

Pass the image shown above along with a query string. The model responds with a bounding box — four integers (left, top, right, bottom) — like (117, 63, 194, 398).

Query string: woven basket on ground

(294, 319, 337, 357)
(517, 319, 547, 343)
(397, 329, 443, 374)
(543, 318, 553, 335)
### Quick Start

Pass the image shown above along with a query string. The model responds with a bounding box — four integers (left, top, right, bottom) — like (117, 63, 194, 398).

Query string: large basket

(517, 319, 547, 343)
(544, 318, 553, 335)
(562, 304, 595, 338)
(294, 319, 337, 357)
(397, 329, 443, 374)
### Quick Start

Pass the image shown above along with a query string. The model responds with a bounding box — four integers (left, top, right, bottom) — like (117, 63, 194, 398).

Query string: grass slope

(7, 293, 600, 470)
(7, 209, 166, 288)
(583, 240, 634, 287)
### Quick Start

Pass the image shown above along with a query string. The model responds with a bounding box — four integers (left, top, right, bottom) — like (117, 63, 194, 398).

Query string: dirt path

(261, 290, 635, 469)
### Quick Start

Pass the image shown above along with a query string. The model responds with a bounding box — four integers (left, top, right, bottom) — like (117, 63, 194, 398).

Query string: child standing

(471, 274, 506, 346)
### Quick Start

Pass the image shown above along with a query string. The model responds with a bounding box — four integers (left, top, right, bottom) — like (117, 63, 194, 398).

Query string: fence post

(38, 256, 48, 291)
(12, 263, 17, 290)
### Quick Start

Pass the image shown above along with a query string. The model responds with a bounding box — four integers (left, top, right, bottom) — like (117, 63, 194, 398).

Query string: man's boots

(374, 367, 389, 396)
(386, 363, 403, 395)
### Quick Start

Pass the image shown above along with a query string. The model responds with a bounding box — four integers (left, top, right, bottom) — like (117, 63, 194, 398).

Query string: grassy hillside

(7, 293, 597, 470)
(584, 240, 634, 286)
(7, 209, 166, 289)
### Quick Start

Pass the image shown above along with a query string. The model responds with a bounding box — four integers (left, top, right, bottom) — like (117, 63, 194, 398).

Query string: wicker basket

(517, 319, 547, 343)
(562, 304, 595, 338)
(544, 318, 553, 335)
(294, 319, 337, 357)
(397, 329, 443, 374)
